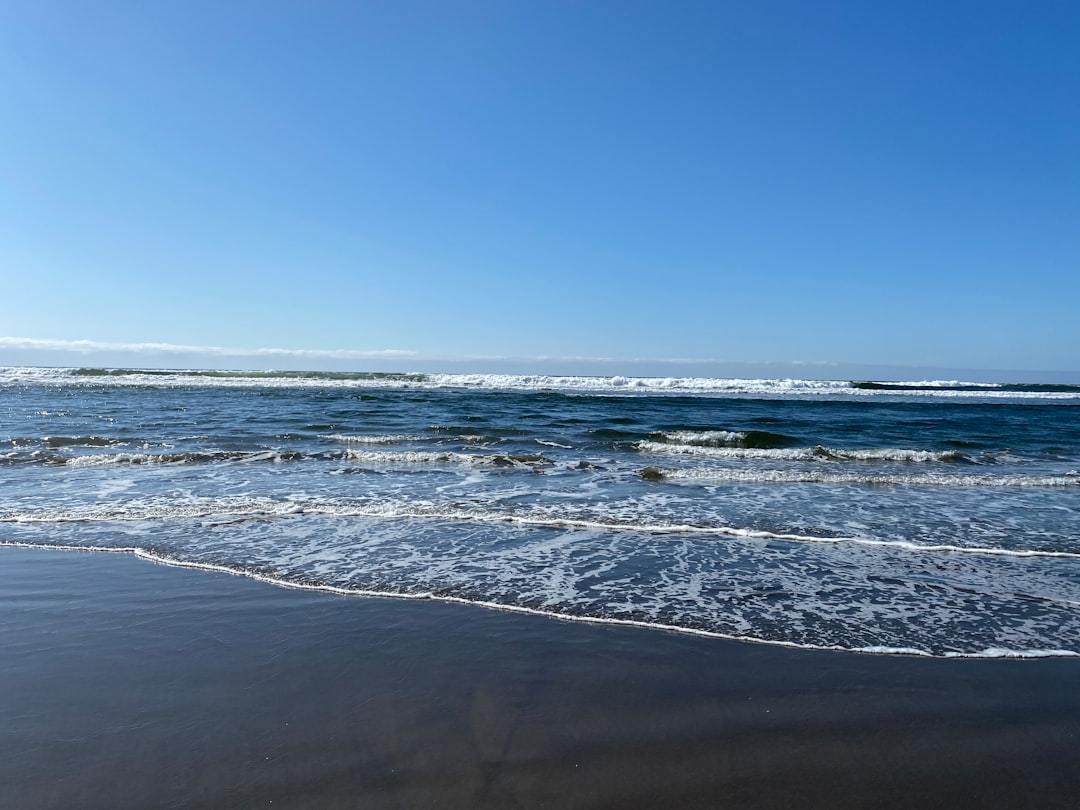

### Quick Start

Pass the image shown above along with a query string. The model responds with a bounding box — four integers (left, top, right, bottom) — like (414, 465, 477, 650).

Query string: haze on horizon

(2, 1, 1077, 377)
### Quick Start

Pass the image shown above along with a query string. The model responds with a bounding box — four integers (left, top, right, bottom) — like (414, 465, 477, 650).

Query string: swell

(38, 435, 133, 448)
(3, 495, 1077, 560)
(3, 436, 146, 453)
(647, 429, 800, 449)
(2, 540, 1074, 660)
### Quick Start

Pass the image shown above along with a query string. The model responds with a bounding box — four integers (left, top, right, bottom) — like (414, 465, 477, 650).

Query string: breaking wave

(638, 441, 972, 463)
(648, 430, 800, 449)
(6, 366, 1080, 400)
(648, 466, 1080, 488)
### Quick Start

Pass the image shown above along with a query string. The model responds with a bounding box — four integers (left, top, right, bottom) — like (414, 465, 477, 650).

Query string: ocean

(2, 366, 1078, 659)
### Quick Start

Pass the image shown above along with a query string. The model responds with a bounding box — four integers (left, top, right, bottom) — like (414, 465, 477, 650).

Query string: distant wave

(853, 381, 1080, 394)
(4, 367, 1080, 399)
(71, 367, 426, 382)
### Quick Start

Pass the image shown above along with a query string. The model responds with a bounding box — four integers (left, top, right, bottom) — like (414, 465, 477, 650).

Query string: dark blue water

(2, 367, 1079, 657)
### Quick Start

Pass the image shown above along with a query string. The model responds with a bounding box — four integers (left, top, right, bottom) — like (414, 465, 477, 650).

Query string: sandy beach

(2, 545, 1078, 809)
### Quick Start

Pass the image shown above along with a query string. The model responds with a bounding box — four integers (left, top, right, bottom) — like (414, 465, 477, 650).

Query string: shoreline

(4, 542, 1074, 660)
(3, 545, 1080, 808)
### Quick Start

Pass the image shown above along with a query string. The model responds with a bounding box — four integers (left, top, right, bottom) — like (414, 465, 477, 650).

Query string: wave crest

(638, 441, 971, 463)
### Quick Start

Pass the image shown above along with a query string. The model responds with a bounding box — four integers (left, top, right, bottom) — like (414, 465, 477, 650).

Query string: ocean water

(2, 366, 1079, 658)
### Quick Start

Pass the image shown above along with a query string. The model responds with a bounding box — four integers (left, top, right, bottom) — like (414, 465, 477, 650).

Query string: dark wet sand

(2, 546, 1079, 809)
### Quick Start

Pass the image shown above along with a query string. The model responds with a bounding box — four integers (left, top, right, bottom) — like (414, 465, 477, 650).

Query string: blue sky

(1, 1, 1077, 377)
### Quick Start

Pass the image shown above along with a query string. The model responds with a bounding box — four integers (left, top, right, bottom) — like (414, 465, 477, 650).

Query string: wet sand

(2, 545, 1079, 809)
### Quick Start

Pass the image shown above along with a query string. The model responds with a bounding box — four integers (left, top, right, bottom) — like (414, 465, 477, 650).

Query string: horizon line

(1, 336, 1079, 382)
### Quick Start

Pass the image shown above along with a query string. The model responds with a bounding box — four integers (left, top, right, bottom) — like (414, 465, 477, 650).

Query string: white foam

(67, 453, 182, 466)
(3, 540, 1077, 660)
(941, 647, 1080, 659)
(5, 366, 1078, 400)
(65, 450, 289, 466)
(344, 449, 468, 464)
(343, 450, 549, 468)
(660, 466, 1080, 488)
(639, 442, 967, 463)
(657, 430, 749, 446)
(3, 494, 1077, 560)
(325, 434, 425, 444)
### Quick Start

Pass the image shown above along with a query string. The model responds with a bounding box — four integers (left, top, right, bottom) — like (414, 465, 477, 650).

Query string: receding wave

(651, 466, 1080, 488)
(638, 441, 971, 463)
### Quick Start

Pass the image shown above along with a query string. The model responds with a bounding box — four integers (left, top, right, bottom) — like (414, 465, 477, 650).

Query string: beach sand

(2, 545, 1079, 809)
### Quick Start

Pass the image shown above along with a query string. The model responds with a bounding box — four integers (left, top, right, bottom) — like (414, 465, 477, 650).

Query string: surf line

(1, 540, 1078, 660)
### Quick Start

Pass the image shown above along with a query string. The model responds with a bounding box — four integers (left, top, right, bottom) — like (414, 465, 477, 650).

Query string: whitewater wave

(64, 450, 306, 466)
(2, 447, 552, 470)
(638, 441, 971, 463)
(650, 466, 1080, 488)
(5, 367, 1079, 400)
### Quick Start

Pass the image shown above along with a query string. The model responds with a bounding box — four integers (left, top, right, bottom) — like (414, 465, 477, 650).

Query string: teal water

(2, 367, 1079, 657)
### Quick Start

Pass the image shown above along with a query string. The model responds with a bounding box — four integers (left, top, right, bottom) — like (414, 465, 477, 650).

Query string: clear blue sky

(1, 1, 1077, 376)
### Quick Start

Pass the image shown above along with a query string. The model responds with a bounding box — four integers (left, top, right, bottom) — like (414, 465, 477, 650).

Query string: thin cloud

(0, 337, 725, 365)
(0, 337, 418, 359)
(0, 336, 833, 370)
